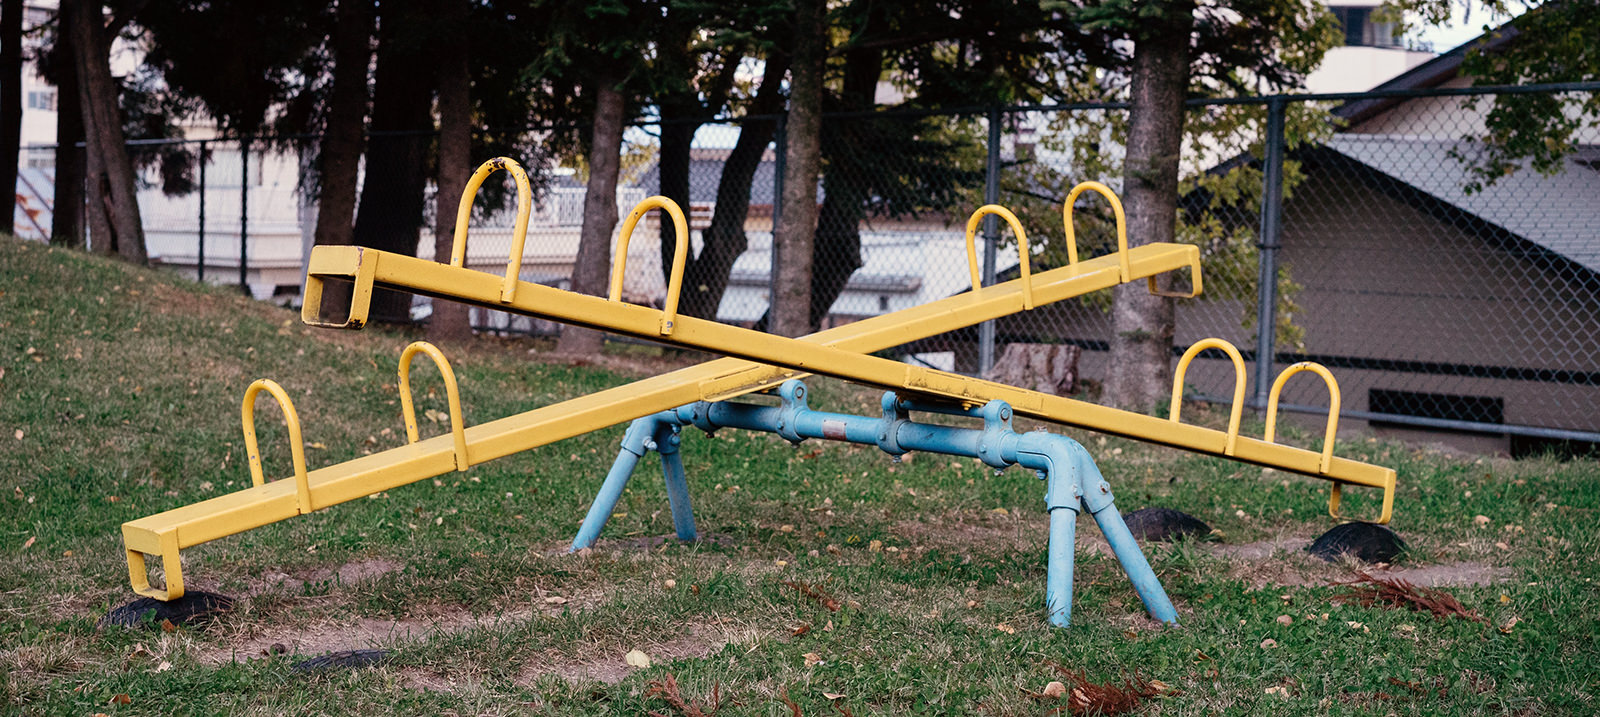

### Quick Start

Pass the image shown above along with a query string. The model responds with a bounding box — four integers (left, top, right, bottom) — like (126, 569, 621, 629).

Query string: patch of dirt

(252, 558, 404, 595)
(202, 588, 608, 666)
(204, 612, 489, 665)
(514, 623, 748, 687)
(1205, 536, 1513, 589)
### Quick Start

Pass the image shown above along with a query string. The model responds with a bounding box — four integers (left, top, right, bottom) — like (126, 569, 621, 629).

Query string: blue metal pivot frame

(572, 380, 1178, 629)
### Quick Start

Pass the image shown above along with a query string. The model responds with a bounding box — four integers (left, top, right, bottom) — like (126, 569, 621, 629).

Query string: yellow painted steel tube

(399, 341, 470, 471)
(1062, 181, 1130, 281)
(1263, 362, 1341, 473)
(1169, 339, 1248, 456)
(963, 204, 1034, 309)
(317, 246, 1393, 494)
(449, 157, 533, 303)
(241, 379, 312, 514)
(609, 196, 689, 335)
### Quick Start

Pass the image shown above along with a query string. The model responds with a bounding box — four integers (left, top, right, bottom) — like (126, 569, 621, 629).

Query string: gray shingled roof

(1324, 134, 1600, 275)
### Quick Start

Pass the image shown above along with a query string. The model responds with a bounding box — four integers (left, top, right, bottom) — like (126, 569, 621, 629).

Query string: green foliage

(1390, 1, 1599, 191)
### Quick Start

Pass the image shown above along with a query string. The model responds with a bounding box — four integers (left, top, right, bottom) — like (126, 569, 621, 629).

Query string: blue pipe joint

(618, 415, 658, 457)
(876, 392, 909, 457)
(684, 401, 719, 435)
(1072, 442, 1116, 515)
(975, 400, 1015, 470)
(775, 380, 808, 444)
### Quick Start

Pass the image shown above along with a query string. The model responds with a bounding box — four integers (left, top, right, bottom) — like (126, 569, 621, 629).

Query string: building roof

(1323, 134, 1600, 275)
(1333, 19, 1521, 124)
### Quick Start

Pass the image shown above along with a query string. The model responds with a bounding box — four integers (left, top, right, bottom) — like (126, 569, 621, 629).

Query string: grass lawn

(2, 236, 1597, 715)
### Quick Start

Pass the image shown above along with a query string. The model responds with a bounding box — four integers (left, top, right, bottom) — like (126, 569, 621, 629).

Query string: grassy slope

(1, 236, 1597, 715)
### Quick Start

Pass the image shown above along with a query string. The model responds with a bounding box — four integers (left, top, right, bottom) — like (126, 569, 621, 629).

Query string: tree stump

(983, 343, 1081, 395)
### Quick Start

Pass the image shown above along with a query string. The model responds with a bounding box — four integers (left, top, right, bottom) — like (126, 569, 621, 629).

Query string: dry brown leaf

(625, 649, 652, 668)
(21, 536, 34, 550)
(823, 692, 845, 700)
(803, 652, 823, 667)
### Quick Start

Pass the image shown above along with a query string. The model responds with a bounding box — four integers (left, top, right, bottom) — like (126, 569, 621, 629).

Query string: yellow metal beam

(307, 244, 1396, 500)
(124, 240, 1205, 600)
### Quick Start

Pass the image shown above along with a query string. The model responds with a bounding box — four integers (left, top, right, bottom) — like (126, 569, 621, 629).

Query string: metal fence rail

(18, 83, 1600, 449)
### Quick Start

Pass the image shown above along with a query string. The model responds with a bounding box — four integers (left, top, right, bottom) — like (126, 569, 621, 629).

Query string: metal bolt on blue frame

(570, 379, 1177, 628)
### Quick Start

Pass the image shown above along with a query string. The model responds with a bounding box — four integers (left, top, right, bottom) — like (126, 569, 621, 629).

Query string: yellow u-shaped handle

(963, 204, 1034, 310)
(1169, 338, 1248, 455)
(1062, 181, 1130, 282)
(242, 379, 313, 514)
(398, 341, 469, 471)
(450, 157, 534, 303)
(611, 196, 690, 335)
(1263, 362, 1342, 474)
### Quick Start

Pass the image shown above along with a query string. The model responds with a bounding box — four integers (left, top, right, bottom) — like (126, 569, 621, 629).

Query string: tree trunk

(312, 0, 370, 250)
(351, 6, 432, 323)
(656, 113, 695, 284)
(1104, 9, 1192, 410)
(69, 0, 145, 263)
(1, 0, 23, 219)
(807, 42, 881, 328)
(653, 20, 698, 285)
(769, 0, 826, 338)
(49, 0, 85, 248)
(678, 53, 788, 320)
(428, 2, 473, 344)
(983, 343, 1081, 395)
(555, 80, 624, 355)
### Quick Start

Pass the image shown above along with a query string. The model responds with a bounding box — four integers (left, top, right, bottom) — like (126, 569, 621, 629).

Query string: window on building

(1331, 6, 1401, 48)
(26, 89, 56, 111)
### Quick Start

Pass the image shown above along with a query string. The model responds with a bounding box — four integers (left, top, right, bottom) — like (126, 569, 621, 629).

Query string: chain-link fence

(17, 83, 1599, 450)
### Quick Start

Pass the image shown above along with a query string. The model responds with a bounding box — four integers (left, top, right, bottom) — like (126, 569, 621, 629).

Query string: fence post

(1253, 96, 1287, 409)
(768, 114, 787, 329)
(977, 105, 1002, 375)
(239, 135, 250, 295)
(197, 140, 207, 282)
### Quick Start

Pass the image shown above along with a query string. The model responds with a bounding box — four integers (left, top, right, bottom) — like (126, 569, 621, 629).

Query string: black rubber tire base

(1306, 522, 1407, 564)
(1121, 507, 1213, 542)
(99, 591, 235, 629)
(293, 649, 390, 672)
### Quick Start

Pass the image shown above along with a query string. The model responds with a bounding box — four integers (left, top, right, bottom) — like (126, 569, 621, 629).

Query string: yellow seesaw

(119, 158, 1393, 601)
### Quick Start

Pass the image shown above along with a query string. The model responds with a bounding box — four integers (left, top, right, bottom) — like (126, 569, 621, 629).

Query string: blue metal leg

(571, 417, 656, 551)
(654, 422, 697, 541)
(1046, 506, 1079, 627)
(1091, 499, 1179, 624)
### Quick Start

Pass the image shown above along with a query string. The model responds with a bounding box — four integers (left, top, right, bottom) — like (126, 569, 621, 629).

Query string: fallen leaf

(544, 596, 569, 605)
(1260, 638, 1278, 649)
(110, 694, 131, 705)
(1499, 594, 1511, 603)
(21, 536, 34, 550)
(803, 652, 823, 667)
(1264, 686, 1287, 697)
(779, 524, 795, 533)
(996, 623, 1016, 634)
(823, 692, 845, 700)
(155, 661, 172, 673)
(1276, 615, 1293, 625)
(664, 579, 677, 590)
(791, 623, 811, 637)
(1041, 681, 1067, 698)
(990, 507, 1009, 515)
(624, 649, 651, 668)
(868, 539, 883, 553)
(306, 442, 327, 450)
(1473, 515, 1491, 526)
(1498, 616, 1520, 634)
(161, 619, 177, 633)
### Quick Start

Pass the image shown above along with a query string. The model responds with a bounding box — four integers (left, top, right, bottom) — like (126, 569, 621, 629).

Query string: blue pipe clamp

(571, 379, 1177, 628)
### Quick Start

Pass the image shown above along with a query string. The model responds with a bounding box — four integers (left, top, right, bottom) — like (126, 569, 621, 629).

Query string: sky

(1408, 1, 1512, 52)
